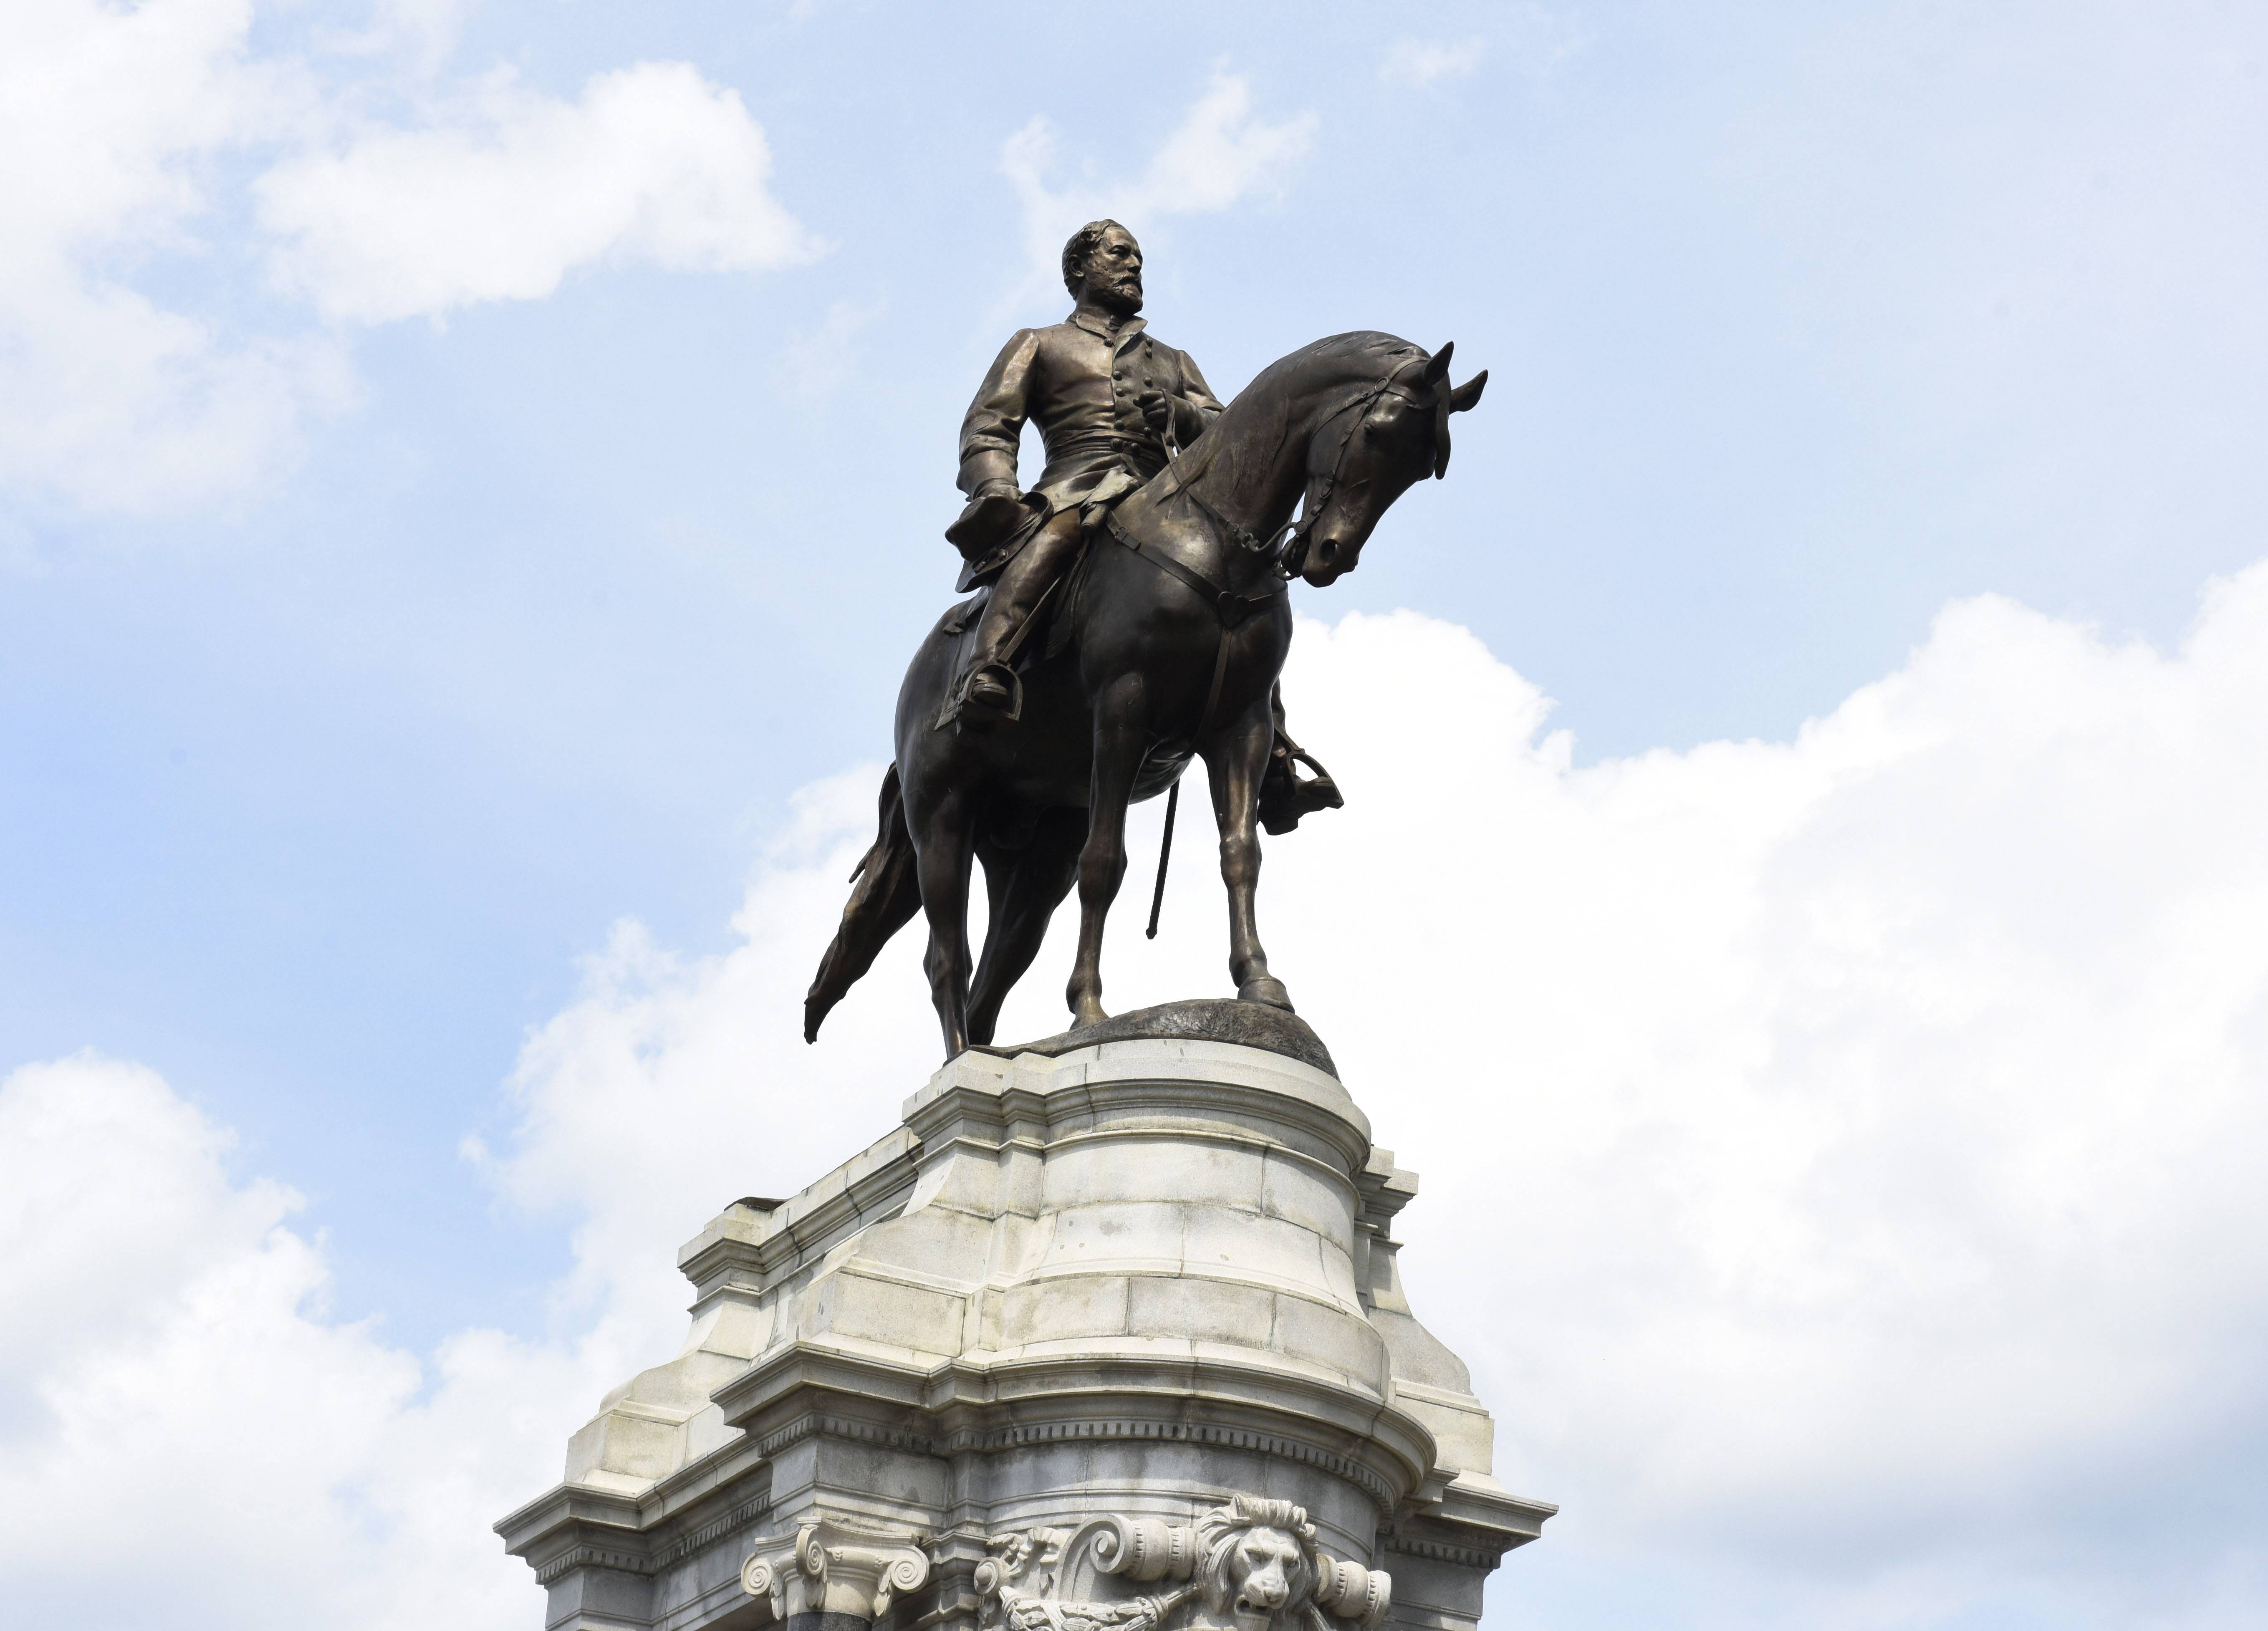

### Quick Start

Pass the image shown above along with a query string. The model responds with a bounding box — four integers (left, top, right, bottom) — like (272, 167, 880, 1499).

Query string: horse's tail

(804, 762, 922, 1043)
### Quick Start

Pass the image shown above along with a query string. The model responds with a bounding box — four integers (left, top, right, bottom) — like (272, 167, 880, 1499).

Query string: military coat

(952, 311, 1224, 588)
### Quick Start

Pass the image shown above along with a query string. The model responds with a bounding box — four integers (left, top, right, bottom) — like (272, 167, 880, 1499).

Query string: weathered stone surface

(978, 998, 1338, 1079)
(497, 1024, 1549, 1631)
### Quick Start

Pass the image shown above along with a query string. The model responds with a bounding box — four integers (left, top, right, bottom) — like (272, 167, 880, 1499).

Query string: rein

(1107, 355, 1445, 945)
(1098, 366, 1440, 740)
(1103, 509, 1280, 748)
(1273, 376, 1438, 577)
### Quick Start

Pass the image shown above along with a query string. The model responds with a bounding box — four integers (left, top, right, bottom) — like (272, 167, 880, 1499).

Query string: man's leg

(964, 509, 1083, 712)
(1257, 682, 1344, 834)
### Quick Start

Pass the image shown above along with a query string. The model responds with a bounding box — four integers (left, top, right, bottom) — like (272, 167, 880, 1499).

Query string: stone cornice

(1352, 1149, 1419, 1233)
(1383, 1476, 1558, 1563)
(533, 1541, 655, 1586)
(494, 1482, 643, 1555)
(497, 1444, 773, 1577)
(1376, 1532, 1505, 1572)
(712, 1339, 1447, 1518)
(677, 1133, 923, 1300)
(671, 1492, 777, 1568)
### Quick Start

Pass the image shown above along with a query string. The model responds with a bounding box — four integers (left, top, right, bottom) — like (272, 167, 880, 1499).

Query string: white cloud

(1380, 9, 1585, 92)
(1380, 38, 1486, 88)
(0, 1053, 418, 1621)
(0, 7, 814, 515)
(0, 1, 350, 514)
(0, 1051, 636, 1629)
(258, 61, 821, 324)
(1000, 71, 1317, 300)
(1275, 595, 2268, 1613)
(12, 562, 2268, 1626)
(334, 0, 483, 77)
(488, 563, 2268, 1624)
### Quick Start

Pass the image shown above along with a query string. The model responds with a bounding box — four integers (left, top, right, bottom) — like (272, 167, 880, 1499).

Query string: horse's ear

(1449, 369, 1488, 413)
(1422, 341, 1455, 385)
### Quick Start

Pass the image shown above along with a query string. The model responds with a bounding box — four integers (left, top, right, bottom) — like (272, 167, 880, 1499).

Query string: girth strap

(1104, 510, 1278, 743)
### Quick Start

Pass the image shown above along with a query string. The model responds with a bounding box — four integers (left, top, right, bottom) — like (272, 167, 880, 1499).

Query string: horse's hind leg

(967, 809, 1083, 1045)
(1202, 701, 1292, 1010)
(1066, 687, 1149, 1028)
(912, 788, 979, 1058)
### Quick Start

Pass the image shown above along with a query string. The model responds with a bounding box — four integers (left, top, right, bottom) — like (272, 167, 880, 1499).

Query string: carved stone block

(976, 1498, 1395, 1631)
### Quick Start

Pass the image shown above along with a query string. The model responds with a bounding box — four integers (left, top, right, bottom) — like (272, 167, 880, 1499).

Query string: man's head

(1063, 220, 1143, 315)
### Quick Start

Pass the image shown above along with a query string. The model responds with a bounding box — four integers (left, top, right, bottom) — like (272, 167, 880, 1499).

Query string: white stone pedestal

(497, 1005, 1553, 1631)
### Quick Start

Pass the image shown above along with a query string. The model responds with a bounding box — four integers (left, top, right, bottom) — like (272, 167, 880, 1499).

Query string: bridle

(1104, 364, 1445, 723)
(1102, 352, 1456, 635)
(1183, 366, 1452, 582)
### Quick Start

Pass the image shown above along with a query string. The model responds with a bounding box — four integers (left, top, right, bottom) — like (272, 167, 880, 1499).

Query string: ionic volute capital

(742, 1520, 932, 1623)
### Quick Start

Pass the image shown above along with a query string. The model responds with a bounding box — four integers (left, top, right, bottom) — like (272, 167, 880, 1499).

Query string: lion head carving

(1193, 1498, 1318, 1631)
(977, 1495, 1391, 1631)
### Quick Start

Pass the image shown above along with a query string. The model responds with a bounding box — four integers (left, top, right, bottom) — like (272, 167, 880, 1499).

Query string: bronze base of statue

(970, 996, 1337, 1078)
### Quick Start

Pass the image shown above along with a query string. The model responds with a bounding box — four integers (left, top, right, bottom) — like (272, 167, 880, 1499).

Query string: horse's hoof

(1070, 1000, 1109, 1030)
(1238, 977, 1294, 1011)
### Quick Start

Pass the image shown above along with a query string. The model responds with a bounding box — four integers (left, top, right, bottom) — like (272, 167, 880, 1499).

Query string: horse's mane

(1243, 330, 1428, 402)
(1162, 331, 1427, 503)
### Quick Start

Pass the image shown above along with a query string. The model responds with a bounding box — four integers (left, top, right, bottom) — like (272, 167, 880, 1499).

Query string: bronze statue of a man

(945, 220, 1341, 832)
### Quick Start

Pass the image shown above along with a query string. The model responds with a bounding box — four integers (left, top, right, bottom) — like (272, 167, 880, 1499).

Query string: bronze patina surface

(974, 997, 1339, 1080)
(808, 224, 1486, 1060)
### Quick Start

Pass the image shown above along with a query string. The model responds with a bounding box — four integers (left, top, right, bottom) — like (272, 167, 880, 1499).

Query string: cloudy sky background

(5, 3, 2267, 1627)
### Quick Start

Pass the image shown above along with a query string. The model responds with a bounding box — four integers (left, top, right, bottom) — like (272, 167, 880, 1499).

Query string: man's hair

(1062, 219, 1132, 294)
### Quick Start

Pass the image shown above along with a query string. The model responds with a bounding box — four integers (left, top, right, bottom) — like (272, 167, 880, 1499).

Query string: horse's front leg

(1066, 679, 1148, 1028)
(1202, 698, 1291, 1010)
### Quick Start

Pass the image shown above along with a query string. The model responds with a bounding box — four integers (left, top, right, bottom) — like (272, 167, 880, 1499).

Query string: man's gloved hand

(947, 485, 1034, 558)
(1137, 389, 1175, 436)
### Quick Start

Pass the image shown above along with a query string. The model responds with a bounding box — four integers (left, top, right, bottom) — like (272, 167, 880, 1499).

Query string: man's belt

(1044, 429, 1167, 462)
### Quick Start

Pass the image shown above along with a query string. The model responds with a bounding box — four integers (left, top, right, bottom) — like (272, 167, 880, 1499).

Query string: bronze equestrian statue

(806, 221, 1486, 1059)
(942, 220, 1341, 832)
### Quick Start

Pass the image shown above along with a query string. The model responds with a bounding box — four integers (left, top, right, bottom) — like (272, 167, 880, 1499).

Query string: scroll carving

(974, 1496, 1391, 1631)
(741, 1520, 932, 1622)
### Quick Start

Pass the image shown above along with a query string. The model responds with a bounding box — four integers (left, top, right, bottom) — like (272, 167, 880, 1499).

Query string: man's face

(1078, 227, 1144, 315)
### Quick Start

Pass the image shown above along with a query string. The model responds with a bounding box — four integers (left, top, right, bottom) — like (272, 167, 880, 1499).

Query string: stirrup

(961, 663, 1023, 724)
(1259, 745, 1342, 834)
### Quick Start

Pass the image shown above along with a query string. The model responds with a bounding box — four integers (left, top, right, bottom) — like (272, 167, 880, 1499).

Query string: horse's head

(1292, 342, 1487, 587)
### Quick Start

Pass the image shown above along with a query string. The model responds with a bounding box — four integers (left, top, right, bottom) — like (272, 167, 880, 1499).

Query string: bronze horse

(806, 332, 1486, 1059)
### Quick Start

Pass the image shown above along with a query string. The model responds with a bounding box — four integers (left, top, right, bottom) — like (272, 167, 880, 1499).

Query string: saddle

(930, 538, 1094, 732)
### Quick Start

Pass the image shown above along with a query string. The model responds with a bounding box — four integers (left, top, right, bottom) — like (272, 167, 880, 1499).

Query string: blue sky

(5, 4, 2267, 1628)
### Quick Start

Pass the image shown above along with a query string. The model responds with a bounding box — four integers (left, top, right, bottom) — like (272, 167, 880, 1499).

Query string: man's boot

(965, 657, 1015, 713)
(1256, 686, 1342, 833)
(958, 511, 1080, 721)
(960, 620, 1020, 719)
(1258, 732, 1343, 834)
